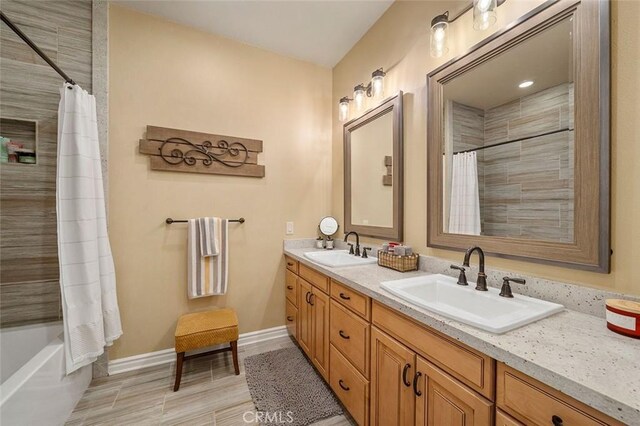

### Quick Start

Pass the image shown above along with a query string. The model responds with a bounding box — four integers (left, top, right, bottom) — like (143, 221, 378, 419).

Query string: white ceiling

(114, 0, 394, 68)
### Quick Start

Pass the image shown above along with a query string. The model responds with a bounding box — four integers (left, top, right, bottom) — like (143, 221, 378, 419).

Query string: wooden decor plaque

(139, 125, 265, 178)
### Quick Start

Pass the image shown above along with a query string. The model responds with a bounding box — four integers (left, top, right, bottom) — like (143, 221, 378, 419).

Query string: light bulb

(473, 0, 496, 31)
(353, 85, 366, 111)
(338, 97, 350, 122)
(430, 12, 449, 58)
(371, 69, 385, 99)
(430, 22, 448, 58)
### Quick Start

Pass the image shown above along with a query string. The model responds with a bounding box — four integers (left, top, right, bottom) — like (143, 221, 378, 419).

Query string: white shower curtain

(448, 152, 481, 235)
(57, 83, 122, 374)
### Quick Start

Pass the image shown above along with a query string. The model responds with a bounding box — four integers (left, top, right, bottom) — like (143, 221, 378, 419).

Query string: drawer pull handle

(339, 330, 350, 340)
(309, 293, 315, 306)
(413, 371, 422, 396)
(287, 262, 294, 267)
(339, 292, 351, 300)
(338, 380, 350, 391)
(287, 285, 294, 290)
(552, 415, 563, 426)
(402, 363, 411, 387)
(286, 316, 294, 322)
(305, 291, 311, 304)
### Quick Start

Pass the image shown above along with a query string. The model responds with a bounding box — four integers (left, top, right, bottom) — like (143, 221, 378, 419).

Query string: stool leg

(230, 340, 240, 375)
(173, 352, 184, 392)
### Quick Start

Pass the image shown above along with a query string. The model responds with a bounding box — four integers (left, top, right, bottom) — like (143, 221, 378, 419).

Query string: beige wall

(108, 5, 332, 359)
(332, 0, 640, 296)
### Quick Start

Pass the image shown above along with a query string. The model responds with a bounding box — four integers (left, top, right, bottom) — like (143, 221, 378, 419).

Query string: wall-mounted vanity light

(338, 68, 387, 122)
(473, 0, 497, 30)
(430, 12, 450, 58)
(430, 0, 505, 58)
(339, 96, 351, 122)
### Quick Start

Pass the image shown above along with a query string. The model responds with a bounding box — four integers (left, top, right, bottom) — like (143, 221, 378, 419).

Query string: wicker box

(377, 250, 419, 272)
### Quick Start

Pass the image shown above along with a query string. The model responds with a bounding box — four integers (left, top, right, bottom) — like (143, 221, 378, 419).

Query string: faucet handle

(500, 276, 526, 298)
(362, 247, 372, 258)
(450, 265, 468, 286)
(347, 243, 354, 255)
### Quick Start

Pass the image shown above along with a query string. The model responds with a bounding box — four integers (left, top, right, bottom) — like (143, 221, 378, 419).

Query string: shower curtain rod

(0, 10, 76, 85)
(452, 128, 573, 155)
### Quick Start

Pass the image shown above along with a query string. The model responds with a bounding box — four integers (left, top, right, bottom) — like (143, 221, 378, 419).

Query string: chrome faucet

(344, 231, 360, 256)
(462, 246, 488, 291)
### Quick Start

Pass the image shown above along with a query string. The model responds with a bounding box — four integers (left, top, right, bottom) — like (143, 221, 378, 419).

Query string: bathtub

(0, 322, 92, 425)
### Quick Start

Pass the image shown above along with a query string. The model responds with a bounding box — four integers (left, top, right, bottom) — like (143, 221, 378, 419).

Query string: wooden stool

(173, 308, 240, 391)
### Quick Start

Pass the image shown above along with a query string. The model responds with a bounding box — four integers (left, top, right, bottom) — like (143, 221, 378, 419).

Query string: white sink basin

(304, 250, 377, 268)
(381, 274, 563, 334)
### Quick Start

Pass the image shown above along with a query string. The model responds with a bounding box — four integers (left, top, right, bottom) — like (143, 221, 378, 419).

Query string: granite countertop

(284, 246, 640, 425)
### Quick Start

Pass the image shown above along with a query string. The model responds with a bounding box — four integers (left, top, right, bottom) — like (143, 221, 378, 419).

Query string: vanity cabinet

(285, 299, 297, 339)
(330, 299, 370, 377)
(495, 410, 523, 426)
(327, 279, 373, 426)
(297, 275, 313, 356)
(370, 326, 415, 426)
(297, 277, 330, 380)
(370, 326, 493, 426)
(496, 363, 623, 426)
(330, 344, 370, 426)
(372, 301, 495, 400)
(310, 287, 330, 380)
(283, 256, 623, 426)
(415, 356, 493, 426)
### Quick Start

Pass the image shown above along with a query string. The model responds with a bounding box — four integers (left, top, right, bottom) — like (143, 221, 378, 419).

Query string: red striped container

(605, 299, 640, 339)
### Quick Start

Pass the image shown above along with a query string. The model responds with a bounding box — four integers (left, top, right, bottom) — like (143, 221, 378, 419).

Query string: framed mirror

(345, 92, 403, 240)
(427, 0, 610, 272)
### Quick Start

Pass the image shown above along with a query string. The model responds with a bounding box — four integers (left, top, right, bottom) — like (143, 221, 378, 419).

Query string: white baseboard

(108, 325, 288, 376)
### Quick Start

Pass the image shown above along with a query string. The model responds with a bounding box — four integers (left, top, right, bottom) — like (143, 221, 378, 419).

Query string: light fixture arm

(444, 0, 507, 23)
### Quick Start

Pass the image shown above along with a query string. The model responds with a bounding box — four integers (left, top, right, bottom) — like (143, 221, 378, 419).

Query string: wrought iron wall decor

(139, 125, 265, 178)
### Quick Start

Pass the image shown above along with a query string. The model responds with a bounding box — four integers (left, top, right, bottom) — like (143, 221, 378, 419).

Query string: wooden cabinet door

(311, 288, 329, 381)
(370, 327, 416, 426)
(415, 356, 493, 426)
(297, 278, 313, 357)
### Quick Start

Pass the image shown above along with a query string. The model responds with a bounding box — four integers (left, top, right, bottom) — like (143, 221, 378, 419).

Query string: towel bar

(165, 217, 245, 224)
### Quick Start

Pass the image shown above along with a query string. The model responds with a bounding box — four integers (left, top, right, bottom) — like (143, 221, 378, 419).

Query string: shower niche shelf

(1, 117, 38, 165)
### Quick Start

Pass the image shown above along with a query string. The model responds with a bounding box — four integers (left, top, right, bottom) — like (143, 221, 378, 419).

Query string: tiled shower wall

(0, 1, 93, 327)
(452, 83, 575, 243)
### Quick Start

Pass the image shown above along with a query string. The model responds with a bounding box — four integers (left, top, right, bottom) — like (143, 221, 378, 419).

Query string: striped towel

(197, 217, 220, 257)
(188, 218, 228, 298)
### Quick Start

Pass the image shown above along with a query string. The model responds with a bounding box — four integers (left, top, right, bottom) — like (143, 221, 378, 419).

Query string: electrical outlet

(286, 221, 294, 235)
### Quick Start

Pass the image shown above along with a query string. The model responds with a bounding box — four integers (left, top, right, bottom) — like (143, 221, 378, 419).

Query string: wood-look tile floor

(66, 336, 356, 426)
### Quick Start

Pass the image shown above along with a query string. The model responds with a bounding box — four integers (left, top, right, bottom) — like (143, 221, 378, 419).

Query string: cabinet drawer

(330, 300, 370, 377)
(330, 280, 370, 320)
(285, 270, 297, 306)
(299, 263, 329, 293)
(329, 344, 369, 426)
(497, 363, 623, 426)
(285, 256, 298, 274)
(286, 300, 297, 338)
(496, 409, 523, 426)
(372, 301, 495, 400)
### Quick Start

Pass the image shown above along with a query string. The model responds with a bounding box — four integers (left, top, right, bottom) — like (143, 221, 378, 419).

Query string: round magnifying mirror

(318, 216, 339, 236)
